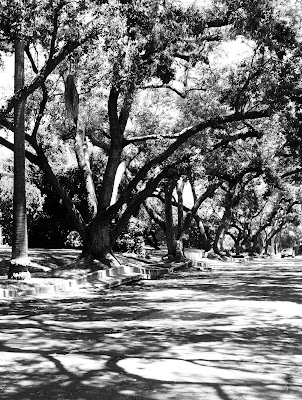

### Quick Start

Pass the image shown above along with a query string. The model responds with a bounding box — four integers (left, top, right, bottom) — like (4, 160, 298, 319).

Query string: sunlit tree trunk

(213, 187, 235, 256)
(74, 120, 98, 221)
(177, 177, 185, 238)
(165, 179, 177, 257)
(8, 39, 30, 280)
(163, 178, 186, 261)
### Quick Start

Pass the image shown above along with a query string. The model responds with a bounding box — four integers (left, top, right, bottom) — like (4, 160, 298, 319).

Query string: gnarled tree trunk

(80, 213, 120, 268)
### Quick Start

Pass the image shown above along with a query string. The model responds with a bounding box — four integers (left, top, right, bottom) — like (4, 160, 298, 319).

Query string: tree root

(8, 259, 31, 280)
(76, 252, 122, 271)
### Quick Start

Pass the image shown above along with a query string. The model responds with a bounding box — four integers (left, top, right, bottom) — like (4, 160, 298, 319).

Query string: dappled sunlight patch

(118, 389, 138, 396)
(164, 343, 249, 361)
(0, 352, 62, 391)
(0, 317, 40, 326)
(81, 371, 124, 388)
(55, 354, 109, 375)
(0, 324, 89, 352)
(117, 357, 288, 385)
(41, 319, 129, 332)
(115, 357, 299, 400)
(2, 336, 80, 352)
(133, 383, 219, 400)
(143, 288, 197, 301)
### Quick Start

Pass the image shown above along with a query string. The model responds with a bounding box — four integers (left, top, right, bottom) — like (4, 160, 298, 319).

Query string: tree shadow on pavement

(1, 263, 302, 399)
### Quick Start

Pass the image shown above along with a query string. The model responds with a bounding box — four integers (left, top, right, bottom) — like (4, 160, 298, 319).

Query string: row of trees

(1, 132, 301, 257)
(1, 0, 302, 278)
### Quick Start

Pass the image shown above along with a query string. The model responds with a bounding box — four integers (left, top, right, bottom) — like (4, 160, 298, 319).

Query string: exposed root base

(76, 252, 121, 271)
(8, 264, 31, 280)
(162, 254, 187, 263)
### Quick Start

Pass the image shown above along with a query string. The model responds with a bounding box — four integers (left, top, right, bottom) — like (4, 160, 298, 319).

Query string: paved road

(1, 256, 302, 400)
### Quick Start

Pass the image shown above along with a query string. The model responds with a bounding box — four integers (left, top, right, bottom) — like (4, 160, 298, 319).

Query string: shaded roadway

(1, 256, 302, 399)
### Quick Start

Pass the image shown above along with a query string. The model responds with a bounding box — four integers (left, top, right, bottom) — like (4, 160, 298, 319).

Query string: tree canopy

(1, 0, 302, 265)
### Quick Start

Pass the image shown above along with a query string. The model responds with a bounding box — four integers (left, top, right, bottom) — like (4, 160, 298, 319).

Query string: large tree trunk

(163, 179, 186, 261)
(8, 39, 30, 280)
(193, 215, 211, 251)
(213, 209, 232, 255)
(250, 232, 261, 254)
(80, 213, 121, 268)
(264, 236, 270, 254)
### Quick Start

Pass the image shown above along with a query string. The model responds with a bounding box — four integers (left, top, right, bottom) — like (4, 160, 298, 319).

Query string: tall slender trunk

(177, 178, 185, 238)
(213, 199, 233, 255)
(165, 180, 177, 257)
(164, 179, 185, 261)
(8, 39, 30, 280)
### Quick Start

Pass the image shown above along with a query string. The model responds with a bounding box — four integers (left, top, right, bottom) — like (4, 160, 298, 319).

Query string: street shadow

(1, 258, 302, 399)
(1, 270, 302, 399)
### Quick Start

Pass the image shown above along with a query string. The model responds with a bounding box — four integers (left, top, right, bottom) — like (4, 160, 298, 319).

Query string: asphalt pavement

(1, 256, 302, 400)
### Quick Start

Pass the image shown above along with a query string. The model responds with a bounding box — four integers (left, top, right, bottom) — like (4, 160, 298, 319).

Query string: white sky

(210, 37, 254, 67)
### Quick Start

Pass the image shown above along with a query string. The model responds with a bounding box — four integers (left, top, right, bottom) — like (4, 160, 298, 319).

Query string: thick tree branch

(85, 130, 111, 151)
(48, 3, 64, 60)
(0, 21, 98, 123)
(108, 86, 120, 136)
(234, 66, 264, 112)
(124, 132, 183, 145)
(0, 136, 39, 165)
(141, 83, 206, 99)
(282, 168, 302, 178)
(211, 126, 263, 151)
(181, 181, 222, 235)
(0, 170, 13, 178)
(119, 85, 135, 134)
(0, 119, 14, 131)
(25, 46, 49, 143)
(112, 166, 177, 241)
(99, 86, 124, 207)
(116, 109, 271, 211)
(31, 140, 86, 236)
(218, 166, 263, 184)
(143, 201, 166, 233)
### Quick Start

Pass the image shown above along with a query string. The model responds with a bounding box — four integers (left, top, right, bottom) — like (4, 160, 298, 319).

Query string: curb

(0, 261, 192, 299)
